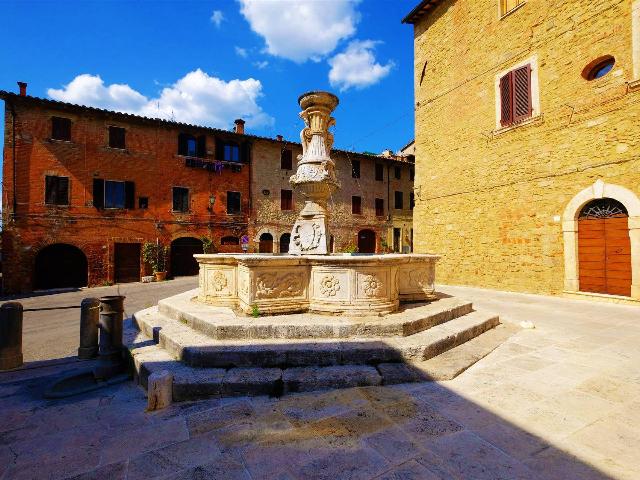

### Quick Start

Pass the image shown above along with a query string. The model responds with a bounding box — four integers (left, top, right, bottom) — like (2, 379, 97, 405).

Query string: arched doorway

(578, 199, 631, 296)
(171, 237, 202, 277)
(35, 244, 87, 289)
(279, 233, 290, 253)
(358, 229, 376, 254)
(259, 233, 273, 253)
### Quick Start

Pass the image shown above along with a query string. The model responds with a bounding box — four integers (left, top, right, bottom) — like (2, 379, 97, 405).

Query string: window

(394, 191, 403, 210)
(172, 187, 189, 212)
(178, 134, 206, 157)
(281, 189, 293, 211)
(500, 0, 525, 16)
(375, 198, 384, 217)
(44, 175, 69, 206)
(394, 166, 401, 180)
(224, 143, 240, 162)
(217, 139, 250, 163)
(221, 236, 239, 245)
(410, 168, 415, 181)
(51, 117, 71, 141)
(583, 56, 615, 80)
(352, 160, 360, 178)
(375, 163, 384, 181)
(499, 64, 532, 127)
(227, 191, 241, 214)
(410, 193, 415, 210)
(138, 197, 148, 209)
(108, 126, 126, 149)
(102, 180, 134, 209)
(352, 195, 362, 215)
(281, 149, 293, 170)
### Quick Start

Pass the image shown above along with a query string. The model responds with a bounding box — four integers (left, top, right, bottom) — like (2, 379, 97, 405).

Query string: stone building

(1, 85, 414, 293)
(249, 140, 415, 255)
(404, 0, 640, 303)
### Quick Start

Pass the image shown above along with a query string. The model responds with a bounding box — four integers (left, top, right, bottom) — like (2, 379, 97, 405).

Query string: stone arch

(562, 179, 640, 299)
(258, 232, 274, 253)
(34, 243, 88, 290)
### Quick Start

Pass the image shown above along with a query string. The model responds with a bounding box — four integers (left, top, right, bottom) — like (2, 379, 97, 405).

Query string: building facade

(249, 140, 415, 255)
(1, 87, 414, 293)
(404, 0, 640, 302)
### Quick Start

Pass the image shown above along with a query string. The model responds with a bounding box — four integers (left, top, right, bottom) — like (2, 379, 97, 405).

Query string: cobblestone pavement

(0, 286, 638, 479)
(0, 276, 198, 362)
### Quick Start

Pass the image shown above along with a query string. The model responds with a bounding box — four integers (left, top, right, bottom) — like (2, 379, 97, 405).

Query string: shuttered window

(352, 196, 362, 215)
(45, 175, 69, 206)
(281, 189, 293, 210)
(499, 64, 532, 127)
(172, 187, 189, 212)
(281, 149, 293, 170)
(108, 126, 126, 149)
(93, 179, 134, 209)
(51, 117, 71, 141)
(375, 163, 384, 181)
(352, 160, 360, 178)
(227, 191, 241, 214)
(394, 191, 403, 210)
(375, 198, 384, 217)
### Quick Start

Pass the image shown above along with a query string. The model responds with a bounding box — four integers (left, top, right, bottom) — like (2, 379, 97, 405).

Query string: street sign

(241, 235, 249, 252)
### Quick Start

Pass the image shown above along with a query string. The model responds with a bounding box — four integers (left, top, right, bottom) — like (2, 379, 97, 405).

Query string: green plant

(380, 238, 389, 253)
(343, 243, 358, 254)
(142, 242, 169, 273)
(250, 304, 260, 318)
(200, 236, 216, 254)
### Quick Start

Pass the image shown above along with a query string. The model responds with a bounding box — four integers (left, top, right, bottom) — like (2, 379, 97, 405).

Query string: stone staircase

(127, 290, 509, 401)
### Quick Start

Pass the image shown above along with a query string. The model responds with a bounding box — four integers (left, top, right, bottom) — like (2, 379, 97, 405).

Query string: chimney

(17, 82, 27, 97)
(276, 134, 283, 142)
(234, 118, 245, 135)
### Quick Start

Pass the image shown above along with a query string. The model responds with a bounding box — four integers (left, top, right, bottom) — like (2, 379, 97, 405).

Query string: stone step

(128, 323, 514, 402)
(151, 290, 474, 340)
(135, 306, 498, 369)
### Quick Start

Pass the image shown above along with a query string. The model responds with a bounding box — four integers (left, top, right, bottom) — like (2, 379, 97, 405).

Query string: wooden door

(358, 229, 376, 254)
(114, 243, 141, 283)
(259, 234, 273, 253)
(578, 201, 631, 297)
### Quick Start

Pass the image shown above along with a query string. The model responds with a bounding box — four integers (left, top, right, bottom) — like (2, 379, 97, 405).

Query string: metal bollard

(0, 302, 24, 370)
(78, 298, 100, 359)
(98, 295, 125, 361)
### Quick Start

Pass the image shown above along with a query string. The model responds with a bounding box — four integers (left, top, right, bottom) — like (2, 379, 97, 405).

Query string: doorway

(171, 237, 202, 277)
(357, 229, 376, 254)
(259, 233, 273, 253)
(114, 243, 141, 283)
(35, 244, 88, 289)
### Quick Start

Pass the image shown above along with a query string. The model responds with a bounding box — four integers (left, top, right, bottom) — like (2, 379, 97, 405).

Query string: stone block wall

(411, 0, 640, 295)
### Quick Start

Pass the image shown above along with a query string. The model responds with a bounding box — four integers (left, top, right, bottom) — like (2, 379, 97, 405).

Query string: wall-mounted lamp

(208, 194, 216, 211)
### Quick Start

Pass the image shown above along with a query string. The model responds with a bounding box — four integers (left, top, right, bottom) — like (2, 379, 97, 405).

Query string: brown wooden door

(259, 234, 273, 253)
(578, 217, 631, 296)
(114, 243, 141, 283)
(358, 229, 376, 254)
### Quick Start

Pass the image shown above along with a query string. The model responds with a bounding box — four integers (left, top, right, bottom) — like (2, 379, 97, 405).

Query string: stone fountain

(195, 91, 439, 316)
(128, 92, 506, 402)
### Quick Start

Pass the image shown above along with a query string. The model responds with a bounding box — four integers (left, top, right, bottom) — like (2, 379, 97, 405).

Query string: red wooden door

(578, 216, 631, 296)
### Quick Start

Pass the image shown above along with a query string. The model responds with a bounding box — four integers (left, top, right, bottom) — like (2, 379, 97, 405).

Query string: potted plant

(142, 242, 169, 281)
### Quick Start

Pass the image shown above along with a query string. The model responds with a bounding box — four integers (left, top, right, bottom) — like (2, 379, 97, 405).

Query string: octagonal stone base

(195, 254, 439, 316)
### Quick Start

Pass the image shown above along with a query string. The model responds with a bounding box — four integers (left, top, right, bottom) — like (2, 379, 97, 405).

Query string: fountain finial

(289, 91, 340, 255)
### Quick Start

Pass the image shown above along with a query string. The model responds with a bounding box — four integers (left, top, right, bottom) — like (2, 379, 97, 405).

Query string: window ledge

(106, 146, 129, 153)
(48, 138, 73, 144)
(628, 79, 640, 92)
(500, 2, 526, 20)
(492, 114, 543, 137)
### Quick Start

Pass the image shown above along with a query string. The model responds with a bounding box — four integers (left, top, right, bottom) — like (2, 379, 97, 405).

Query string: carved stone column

(289, 91, 340, 255)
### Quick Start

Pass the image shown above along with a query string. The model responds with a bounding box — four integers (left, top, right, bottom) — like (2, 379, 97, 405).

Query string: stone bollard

(0, 302, 24, 370)
(98, 295, 125, 360)
(147, 370, 173, 411)
(78, 298, 100, 359)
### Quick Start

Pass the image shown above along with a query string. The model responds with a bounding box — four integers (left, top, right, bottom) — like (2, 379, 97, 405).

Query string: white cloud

(235, 46, 248, 58)
(210, 10, 224, 27)
(253, 60, 269, 69)
(238, 0, 359, 62)
(47, 70, 273, 129)
(328, 40, 393, 91)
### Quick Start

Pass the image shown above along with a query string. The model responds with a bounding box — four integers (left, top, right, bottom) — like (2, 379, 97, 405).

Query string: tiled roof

(0, 90, 412, 164)
(401, 0, 443, 24)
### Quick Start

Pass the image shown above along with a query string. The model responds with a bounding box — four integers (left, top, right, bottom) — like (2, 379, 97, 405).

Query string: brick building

(1, 86, 414, 293)
(249, 139, 415, 255)
(404, 0, 640, 302)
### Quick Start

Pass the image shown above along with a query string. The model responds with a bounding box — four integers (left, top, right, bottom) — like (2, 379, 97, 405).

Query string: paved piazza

(0, 285, 638, 479)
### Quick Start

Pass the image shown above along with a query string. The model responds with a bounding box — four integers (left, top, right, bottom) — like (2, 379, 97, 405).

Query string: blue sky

(0, 0, 416, 156)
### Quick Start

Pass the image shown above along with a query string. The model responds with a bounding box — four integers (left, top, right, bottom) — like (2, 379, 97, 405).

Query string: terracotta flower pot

(154, 271, 167, 282)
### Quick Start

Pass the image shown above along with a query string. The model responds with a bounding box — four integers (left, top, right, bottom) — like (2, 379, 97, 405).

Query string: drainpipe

(10, 102, 17, 218)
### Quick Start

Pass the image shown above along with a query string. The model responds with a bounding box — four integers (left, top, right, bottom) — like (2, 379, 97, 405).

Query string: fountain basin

(195, 253, 439, 316)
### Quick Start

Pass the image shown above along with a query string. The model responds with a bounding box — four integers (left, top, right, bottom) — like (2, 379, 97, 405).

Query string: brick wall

(411, 0, 640, 295)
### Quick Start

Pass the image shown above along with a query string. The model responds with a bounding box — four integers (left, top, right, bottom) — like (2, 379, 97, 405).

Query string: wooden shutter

(178, 133, 188, 155)
(513, 64, 532, 123)
(500, 72, 513, 127)
(241, 142, 251, 163)
(58, 177, 69, 205)
(93, 178, 104, 209)
(124, 181, 135, 209)
(196, 135, 207, 158)
(215, 138, 224, 161)
(45, 176, 56, 204)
